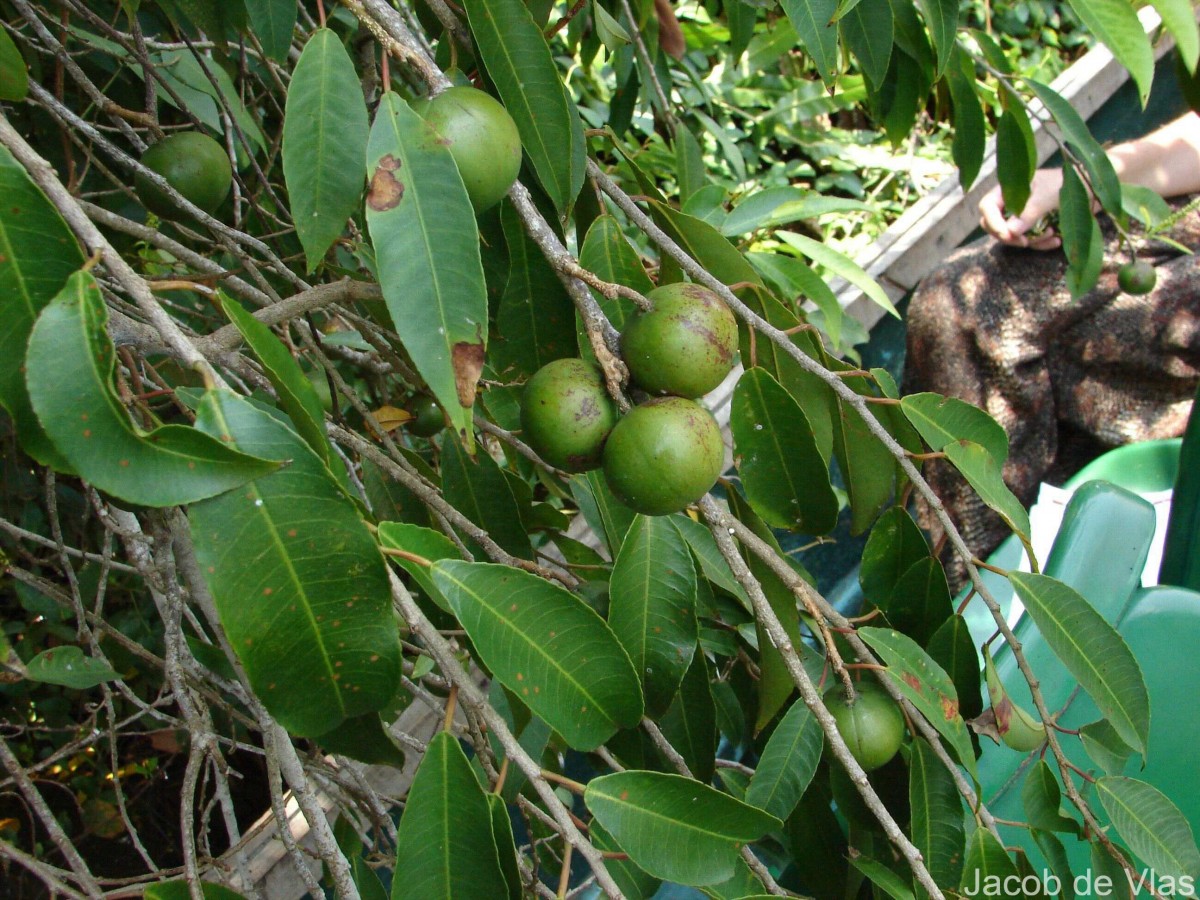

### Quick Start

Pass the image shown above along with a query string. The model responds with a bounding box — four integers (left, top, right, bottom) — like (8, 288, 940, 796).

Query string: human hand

(978, 168, 1065, 249)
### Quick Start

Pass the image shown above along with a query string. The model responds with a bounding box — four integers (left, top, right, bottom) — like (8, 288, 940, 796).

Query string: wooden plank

(838, 6, 1177, 331)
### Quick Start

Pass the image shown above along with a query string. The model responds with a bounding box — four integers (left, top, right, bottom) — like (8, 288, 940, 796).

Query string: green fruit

(601, 396, 725, 516)
(620, 282, 739, 399)
(1117, 259, 1157, 295)
(822, 681, 906, 772)
(412, 86, 522, 212)
(521, 359, 618, 472)
(135, 131, 232, 219)
(407, 393, 445, 437)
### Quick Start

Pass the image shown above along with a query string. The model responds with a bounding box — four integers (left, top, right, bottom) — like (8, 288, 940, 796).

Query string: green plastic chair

(970, 389, 1200, 877)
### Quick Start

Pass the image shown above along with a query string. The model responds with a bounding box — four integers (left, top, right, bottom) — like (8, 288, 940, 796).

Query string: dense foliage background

(1, 0, 1198, 898)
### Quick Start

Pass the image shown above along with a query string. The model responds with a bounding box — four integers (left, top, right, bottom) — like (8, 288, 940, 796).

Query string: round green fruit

(823, 681, 906, 772)
(135, 131, 232, 219)
(412, 86, 522, 212)
(620, 282, 739, 399)
(1117, 259, 1157, 295)
(601, 396, 725, 516)
(407, 393, 445, 437)
(521, 359, 618, 472)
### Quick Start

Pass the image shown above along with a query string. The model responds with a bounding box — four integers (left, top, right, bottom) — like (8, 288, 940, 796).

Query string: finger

(1026, 231, 1062, 251)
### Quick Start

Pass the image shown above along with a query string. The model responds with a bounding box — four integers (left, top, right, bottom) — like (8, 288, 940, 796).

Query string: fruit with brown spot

(521, 359, 618, 472)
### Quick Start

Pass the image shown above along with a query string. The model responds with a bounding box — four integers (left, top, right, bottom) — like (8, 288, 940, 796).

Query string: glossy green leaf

(1022, 759, 1080, 835)
(591, 820, 662, 899)
(1065, 0, 1154, 105)
(925, 614, 983, 722)
(671, 515, 750, 608)
(485, 793, 522, 900)
(721, 188, 871, 238)
(858, 626, 977, 782)
(462, 0, 585, 214)
(433, 560, 643, 749)
(944, 440, 1031, 546)
(947, 44, 985, 191)
(1059, 162, 1105, 298)
(884, 558, 952, 647)
(913, 0, 957, 79)
(1009, 571, 1150, 757)
(491, 201, 576, 379)
(283, 28, 369, 272)
(222, 298, 330, 465)
(859, 507, 931, 607)
(745, 697, 823, 820)
(649, 200, 762, 286)
(188, 390, 402, 737)
(609, 514, 699, 716)
(730, 367, 838, 533)
(675, 125, 707, 204)
(143, 881, 246, 900)
(377, 521, 461, 612)
(26, 272, 279, 505)
(243, 0, 296, 61)
(1097, 777, 1200, 887)
(659, 650, 718, 785)
(1028, 80, 1121, 214)
(0, 25, 29, 101)
(839, 0, 893, 88)
(996, 107, 1034, 221)
(365, 93, 487, 444)
(910, 737, 966, 888)
(392, 731, 509, 900)
(584, 771, 782, 886)
(832, 385, 900, 535)
(959, 827, 1020, 893)
(0, 144, 83, 468)
(313, 713, 407, 768)
(1032, 831, 1077, 899)
(440, 434, 533, 561)
(849, 856, 915, 900)
(571, 470, 637, 557)
(1153, 0, 1200, 72)
(1079, 718, 1135, 777)
(781, 0, 839, 85)
(24, 645, 120, 689)
(777, 232, 897, 318)
(900, 392, 1009, 464)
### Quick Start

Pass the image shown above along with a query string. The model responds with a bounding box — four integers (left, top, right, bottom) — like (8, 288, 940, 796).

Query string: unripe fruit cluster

(520, 283, 739, 517)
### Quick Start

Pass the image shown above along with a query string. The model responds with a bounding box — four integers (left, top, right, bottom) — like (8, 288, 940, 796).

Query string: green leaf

(609, 514, 699, 717)
(1022, 759, 1080, 835)
(590, 820, 662, 899)
(432, 560, 643, 749)
(152, 51, 266, 153)
(913, 0, 957, 79)
(486, 793, 522, 900)
(1153, 0, 1200, 72)
(440, 434, 533, 561)
(570, 470, 637, 557)
(283, 28, 369, 272)
(1079, 719, 1135, 776)
(221, 298, 330, 465)
(901, 392, 1009, 464)
(0, 144, 83, 467)
(1096, 776, 1200, 887)
(312, 713, 407, 768)
(858, 626, 978, 783)
(884, 558, 952, 647)
(660, 650, 718, 785)
(781, 0, 840, 85)
(462, 0, 586, 214)
(777, 232, 898, 318)
(849, 855, 916, 900)
(1008, 572, 1150, 757)
(143, 881, 247, 900)
(959, 827, 1020, 893)
(839, 0, 893, 88)
(365, 93, 487, 444)
(947, 45, 984, 190)
(859, 507, 931, 607)
(925, 614, 983, 722)
(24, 645, 120, 689)
(1027, 80, 1122, 215)
(671, 515, 750, 607)
(730, 367, 838, 533)
(721, 187, 871, 238)
(1059, 162, 1105, 298)
(675, 125, 707, 205)
(1032, 831, 1077, 900)
(943, 440, 1031, 546)
(996, 106, 1034, 220)
(584, 771, 782, 886)
(392, 731, 509, 900)
(26, 272, 280, 506)
(491, 201, 577, 379)
(745, 697, 823, 820)
(649, 200, 762, 287)
(910, 736, 966, 888)
(832, 383, 901, 535)
(1064, 0, 1155, 105)
(0, 24, 29, 101)
(242, 0, 296, 61)
(376, 522, 461, 612)
(188, 391, 402, 737)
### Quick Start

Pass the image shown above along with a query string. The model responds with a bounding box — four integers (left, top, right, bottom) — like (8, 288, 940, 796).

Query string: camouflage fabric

(903, 205, 1200, 591)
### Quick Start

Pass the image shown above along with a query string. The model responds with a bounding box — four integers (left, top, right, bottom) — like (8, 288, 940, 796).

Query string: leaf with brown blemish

(366, 154, 404, 211)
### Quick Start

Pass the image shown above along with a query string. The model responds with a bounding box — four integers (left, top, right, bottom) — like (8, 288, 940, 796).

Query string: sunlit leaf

(24, 646, 120, 689)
